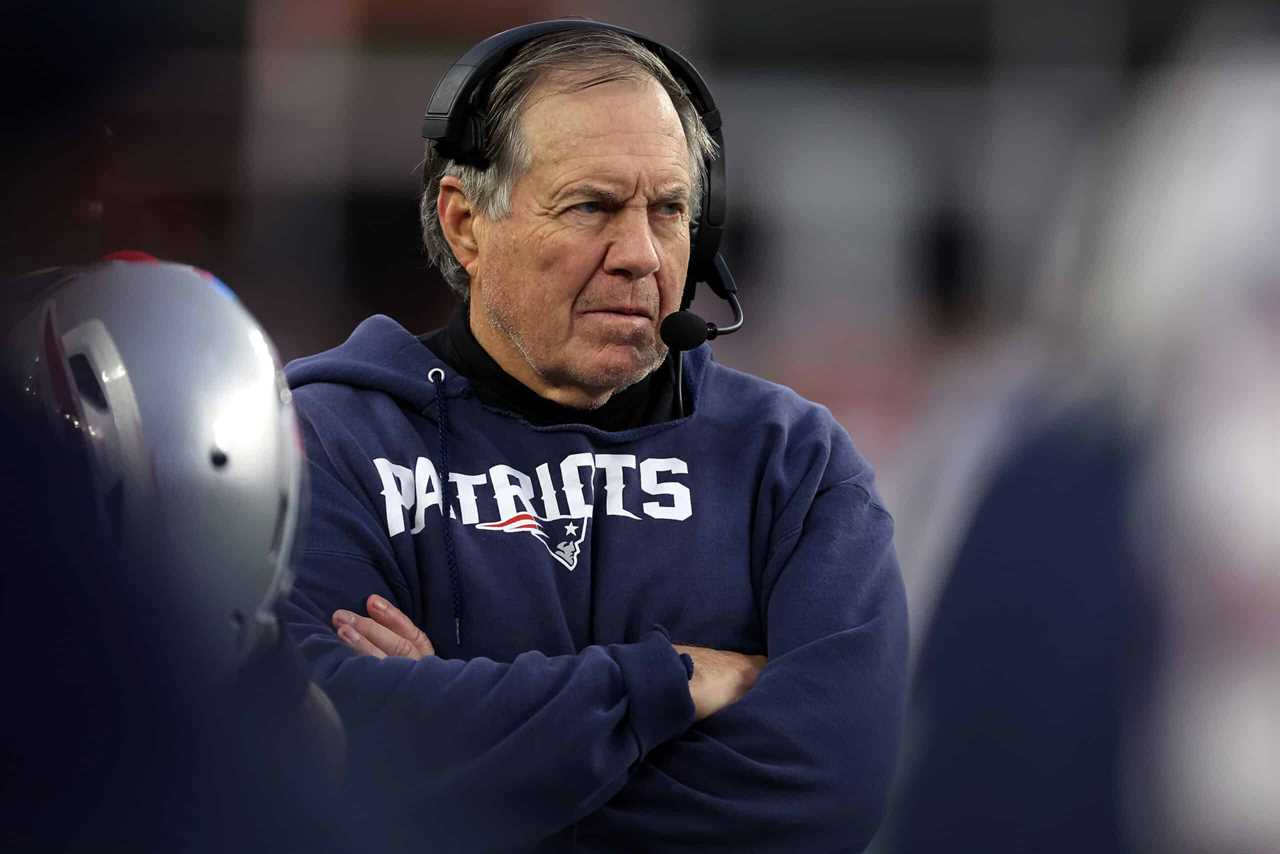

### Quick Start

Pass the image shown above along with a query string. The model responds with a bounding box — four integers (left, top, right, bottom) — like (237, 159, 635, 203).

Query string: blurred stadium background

(3, 0, 1208, 461)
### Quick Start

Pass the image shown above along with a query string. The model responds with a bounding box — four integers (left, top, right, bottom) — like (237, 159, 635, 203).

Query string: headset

(420, 19, 744, 414)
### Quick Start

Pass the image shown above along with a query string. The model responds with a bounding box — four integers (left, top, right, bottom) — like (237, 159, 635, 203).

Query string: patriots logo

(475, 513, 591, 571)
(372, 454, 693, 572)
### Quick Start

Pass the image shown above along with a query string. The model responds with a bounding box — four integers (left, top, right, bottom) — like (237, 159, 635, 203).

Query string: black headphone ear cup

(680, 282, 697, 311)
(458, 115, 488, 169)
(682, 152, 719, 309)
(682, 218, 701, 310)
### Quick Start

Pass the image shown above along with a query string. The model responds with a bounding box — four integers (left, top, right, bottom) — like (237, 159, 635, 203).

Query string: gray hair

(420, 29, 719, 298)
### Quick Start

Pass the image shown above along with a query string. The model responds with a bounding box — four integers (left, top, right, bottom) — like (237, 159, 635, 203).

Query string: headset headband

(420, 19, 730, 307)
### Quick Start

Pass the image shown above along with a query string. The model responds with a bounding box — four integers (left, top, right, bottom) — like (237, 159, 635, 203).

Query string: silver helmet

(5, 257, 304, 681)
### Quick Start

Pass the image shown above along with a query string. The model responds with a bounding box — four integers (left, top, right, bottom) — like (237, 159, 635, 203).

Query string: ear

(437, 176, 480, 271)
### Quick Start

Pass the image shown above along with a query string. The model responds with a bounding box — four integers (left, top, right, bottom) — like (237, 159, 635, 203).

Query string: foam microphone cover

(661, 311, 709, 352)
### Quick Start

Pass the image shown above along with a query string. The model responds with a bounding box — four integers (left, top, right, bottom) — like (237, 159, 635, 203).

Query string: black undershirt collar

(419, 305, 677, 431)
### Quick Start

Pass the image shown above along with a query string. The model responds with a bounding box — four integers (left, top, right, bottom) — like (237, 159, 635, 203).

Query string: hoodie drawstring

(428, 367, 464, 647)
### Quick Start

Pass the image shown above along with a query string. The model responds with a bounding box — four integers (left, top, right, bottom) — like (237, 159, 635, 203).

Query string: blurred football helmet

(4, 256, 304, 681)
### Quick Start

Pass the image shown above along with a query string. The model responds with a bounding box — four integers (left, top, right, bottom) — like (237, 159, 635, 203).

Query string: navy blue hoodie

(281, 314, 908, 853)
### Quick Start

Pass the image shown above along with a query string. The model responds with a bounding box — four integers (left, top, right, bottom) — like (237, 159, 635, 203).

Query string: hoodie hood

(286, 315, 468, 413)
(285, 313, 713, 437)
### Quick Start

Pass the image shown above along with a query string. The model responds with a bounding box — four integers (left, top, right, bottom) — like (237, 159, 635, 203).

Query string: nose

(603, 207, 661, 280)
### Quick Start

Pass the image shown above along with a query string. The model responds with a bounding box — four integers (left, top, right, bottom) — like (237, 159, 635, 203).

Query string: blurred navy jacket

(886, 405, 1159, 854)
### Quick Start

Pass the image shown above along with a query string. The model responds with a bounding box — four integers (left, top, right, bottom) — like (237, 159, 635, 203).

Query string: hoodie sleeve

(573, 454, 910, 851)
(280, 397, 696, 852)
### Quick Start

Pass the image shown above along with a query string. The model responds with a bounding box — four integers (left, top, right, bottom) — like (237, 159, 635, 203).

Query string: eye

(653, 201, 687, 218)
(570, 200, 604, 215)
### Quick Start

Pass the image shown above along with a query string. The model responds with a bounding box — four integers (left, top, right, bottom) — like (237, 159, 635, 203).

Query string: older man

(282, 22, 906, 853)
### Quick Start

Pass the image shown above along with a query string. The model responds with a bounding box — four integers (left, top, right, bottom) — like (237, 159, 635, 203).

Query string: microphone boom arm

(703, 253, 743, 339)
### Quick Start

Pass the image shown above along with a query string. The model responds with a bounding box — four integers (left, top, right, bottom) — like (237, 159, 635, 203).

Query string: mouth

(582, 307, 654, 320)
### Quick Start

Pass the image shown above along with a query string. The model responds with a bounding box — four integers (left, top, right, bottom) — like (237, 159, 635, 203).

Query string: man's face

(466, 74, 693, 408)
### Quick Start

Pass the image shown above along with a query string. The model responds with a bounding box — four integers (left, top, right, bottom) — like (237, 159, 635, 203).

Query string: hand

(332, 595, 436, 660)
(673, 644, 767, 721)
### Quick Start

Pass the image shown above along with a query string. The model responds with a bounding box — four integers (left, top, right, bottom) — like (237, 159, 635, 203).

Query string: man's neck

(467, 303, 615, 410)
(419, 305, 678, 432)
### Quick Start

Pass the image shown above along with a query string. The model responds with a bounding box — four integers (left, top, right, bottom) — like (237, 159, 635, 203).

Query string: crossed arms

(333, 595, 765, 724)
(284, 488, 905, 852)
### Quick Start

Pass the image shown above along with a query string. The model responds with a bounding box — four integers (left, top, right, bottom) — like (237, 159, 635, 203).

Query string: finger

(367, 594, 435, 657)
(334, 608, 427, 660)
(335, 623, 386, 659)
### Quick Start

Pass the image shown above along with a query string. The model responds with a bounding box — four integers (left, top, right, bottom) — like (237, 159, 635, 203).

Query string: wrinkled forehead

(517, 73, 692, 178)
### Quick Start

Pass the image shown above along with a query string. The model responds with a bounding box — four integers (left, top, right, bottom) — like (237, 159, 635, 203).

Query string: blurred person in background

(279, 19, 907, 854)
(877, 8, 1280, 853)
(4, 11, 360, 848)
(0, 257, 350, 852)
